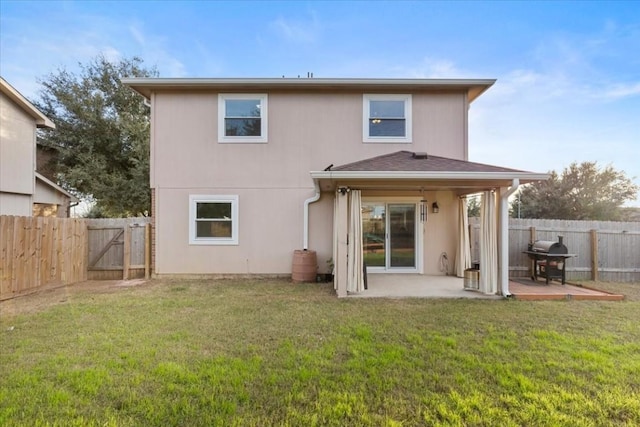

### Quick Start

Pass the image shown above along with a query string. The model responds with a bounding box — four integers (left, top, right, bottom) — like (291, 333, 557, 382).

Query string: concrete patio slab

(345, 275, 624, 301)
(347, 274, 501, 299)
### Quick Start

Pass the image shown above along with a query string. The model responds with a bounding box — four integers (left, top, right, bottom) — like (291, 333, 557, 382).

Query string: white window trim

(218, 94, 268, 143)
(363, 94, 412, 143)
(189, 195, 239, 245)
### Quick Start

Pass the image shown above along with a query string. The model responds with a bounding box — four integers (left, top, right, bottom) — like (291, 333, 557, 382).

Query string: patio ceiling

(310, 151, 549, 194)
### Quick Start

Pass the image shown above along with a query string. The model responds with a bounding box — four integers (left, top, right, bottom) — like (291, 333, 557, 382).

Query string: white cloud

(269, 12, 321, 44)
(390, 57, 472, 79)
(0, 10, 188, 99)
(102, 47, 123, 63)
(129, 24, 146, 46)
(593, 82, 640, 100)
(523, 21, 640, 103)
(1, 29, 124, 97)
(128, 23, 187, 77)
(465, 20, 639, 200)
(192, 41, 224, 76)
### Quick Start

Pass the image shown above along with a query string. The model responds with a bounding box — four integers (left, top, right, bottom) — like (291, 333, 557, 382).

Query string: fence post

(84, 221, 90, 281)
(14, 216, 25, 295)
(590, 229, 599, 281)
(123, 225, 131, 280)
(529, 226, 536, 277)
(144, 223, 151, 279)
(0, 216, 15, 299)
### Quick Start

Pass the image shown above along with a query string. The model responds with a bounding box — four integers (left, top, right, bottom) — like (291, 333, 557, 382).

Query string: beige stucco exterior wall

(421, 190, 459, 275)
(156, 188, 308, 274)
(152, 91, 466, 189)
(151, 90, 468, 275)
(0, 92, 36, 216)
(0, 193, 32, 216)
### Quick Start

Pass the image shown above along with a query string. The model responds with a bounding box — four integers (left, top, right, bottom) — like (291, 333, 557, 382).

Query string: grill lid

(530, 236, 568, 255)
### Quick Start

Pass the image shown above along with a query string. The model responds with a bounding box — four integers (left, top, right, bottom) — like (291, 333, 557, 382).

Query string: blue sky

(1, 0, 639, 205)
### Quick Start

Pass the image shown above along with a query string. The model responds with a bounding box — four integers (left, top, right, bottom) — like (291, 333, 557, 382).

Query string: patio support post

(499, 179, 519, 296)
(335, 188, 349, 297)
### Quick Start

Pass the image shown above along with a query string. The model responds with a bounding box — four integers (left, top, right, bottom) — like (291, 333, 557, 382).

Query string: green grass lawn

(1, 279, 639, 426)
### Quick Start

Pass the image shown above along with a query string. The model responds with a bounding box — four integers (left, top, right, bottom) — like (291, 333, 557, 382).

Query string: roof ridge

(333, 151, 407, 171)
(330, 150, 537, 174)
(426, 154, 529, 173)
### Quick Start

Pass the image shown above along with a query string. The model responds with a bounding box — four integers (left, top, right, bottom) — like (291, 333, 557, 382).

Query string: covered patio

(309, 151, 549, 298)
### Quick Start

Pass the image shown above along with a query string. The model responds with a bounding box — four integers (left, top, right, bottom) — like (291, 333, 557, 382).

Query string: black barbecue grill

(523, 236, 576, 284)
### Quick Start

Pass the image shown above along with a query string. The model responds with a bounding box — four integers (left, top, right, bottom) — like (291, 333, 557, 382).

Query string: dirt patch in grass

(0, 279, 150, 318)
(573, 280, 640, 301)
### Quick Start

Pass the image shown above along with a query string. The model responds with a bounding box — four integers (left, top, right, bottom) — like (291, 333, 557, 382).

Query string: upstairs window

(218, 94, 268, 143)
(363, 94, 412, 143)
(189, 195, 239, 245)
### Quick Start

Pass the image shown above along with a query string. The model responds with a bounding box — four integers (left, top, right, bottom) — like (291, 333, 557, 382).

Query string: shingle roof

(332, 151, 530, 174)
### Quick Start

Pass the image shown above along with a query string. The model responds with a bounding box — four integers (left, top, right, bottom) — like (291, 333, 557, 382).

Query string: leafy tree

(513, 162, 639, 220)
(467, 195, 481, 217)
(35, 55, 157, 217)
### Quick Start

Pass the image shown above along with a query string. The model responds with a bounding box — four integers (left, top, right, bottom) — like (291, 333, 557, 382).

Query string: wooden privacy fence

(0, 216, 87, 300)
(470, 218, 640, 282)
(0, 216, 151, 301)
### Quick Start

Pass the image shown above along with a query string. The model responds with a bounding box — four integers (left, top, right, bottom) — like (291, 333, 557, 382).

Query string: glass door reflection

(362, 202, 417, 270)
(362, 203, 385, 267)
(388, 204, 416, 268)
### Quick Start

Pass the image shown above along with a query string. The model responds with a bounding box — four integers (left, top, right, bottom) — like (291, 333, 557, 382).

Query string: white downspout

(303, 179, 321, 250)
(500, 179, 519, 296)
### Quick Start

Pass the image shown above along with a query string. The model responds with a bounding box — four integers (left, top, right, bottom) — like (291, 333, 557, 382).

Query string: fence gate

(86, 218, 151, 280)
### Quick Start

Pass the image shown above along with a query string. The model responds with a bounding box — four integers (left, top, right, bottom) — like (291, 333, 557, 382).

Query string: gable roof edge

(0, 77, 55, 129)
(35, 172, 79, 202)
(122, 77, 496, 102)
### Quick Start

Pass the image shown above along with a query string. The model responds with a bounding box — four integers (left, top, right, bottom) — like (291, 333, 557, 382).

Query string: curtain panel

(479, 191, 498, 294)
(347, 190, 364, 293)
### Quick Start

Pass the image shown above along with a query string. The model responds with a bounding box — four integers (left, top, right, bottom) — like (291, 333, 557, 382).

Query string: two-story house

(1, 77, 78, 217)
(123, 78, 547, 297)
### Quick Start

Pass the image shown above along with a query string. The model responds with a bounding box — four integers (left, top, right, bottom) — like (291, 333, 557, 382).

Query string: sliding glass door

(388, 204, 416, 268)
(362, 201, 418, 271)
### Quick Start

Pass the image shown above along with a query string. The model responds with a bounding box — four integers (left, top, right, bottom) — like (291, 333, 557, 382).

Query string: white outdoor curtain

(479, 191, 498, 294)
(347, 190, 364, 293)
(455, 197, 471, 277)
(332, 194, 338, 290)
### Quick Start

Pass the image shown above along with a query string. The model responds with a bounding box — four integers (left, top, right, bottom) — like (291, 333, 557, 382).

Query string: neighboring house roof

(311, 151, 549, 192)
(122, 77, 495, 103)
(35, 172, 79, 203)
(0, 77, 55, 129)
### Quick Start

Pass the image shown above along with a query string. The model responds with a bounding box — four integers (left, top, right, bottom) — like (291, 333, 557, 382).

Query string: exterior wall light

(432, 201, 439, 213)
